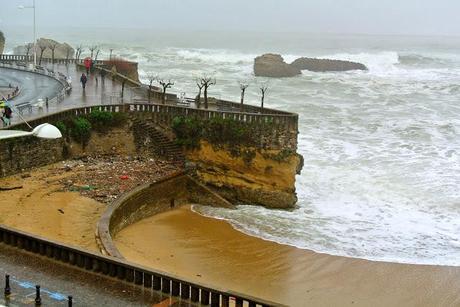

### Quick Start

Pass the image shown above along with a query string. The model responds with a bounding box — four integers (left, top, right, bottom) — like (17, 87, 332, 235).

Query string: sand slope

(0, 165, 104, 251)
(115, 206, 460, 307)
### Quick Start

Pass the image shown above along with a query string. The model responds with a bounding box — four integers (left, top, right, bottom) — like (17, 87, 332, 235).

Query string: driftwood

(0, 186, 23, 191)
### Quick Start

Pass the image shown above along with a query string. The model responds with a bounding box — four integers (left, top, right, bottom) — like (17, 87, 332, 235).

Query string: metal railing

(0, 54, 104, 65)
(7, 103, 298, 141)
(0, 61, 71, 115)
(0, 224, 282, 306)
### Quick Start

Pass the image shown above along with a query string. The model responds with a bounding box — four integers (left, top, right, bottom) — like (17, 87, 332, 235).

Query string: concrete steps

(134, 121, 185, 168)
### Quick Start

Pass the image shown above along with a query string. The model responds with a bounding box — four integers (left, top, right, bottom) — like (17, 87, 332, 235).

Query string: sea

(4, 28, 460, 266)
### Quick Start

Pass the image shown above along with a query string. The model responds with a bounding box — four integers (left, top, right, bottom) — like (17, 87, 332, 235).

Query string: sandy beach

(0, 164, 104, 251)
(0, 155, 171, 252)
(115, 205, 460, 307)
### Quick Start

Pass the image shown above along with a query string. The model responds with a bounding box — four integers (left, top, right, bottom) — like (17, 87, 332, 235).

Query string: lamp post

(18, 0, 36, 67)
(0, 123, 62, 140)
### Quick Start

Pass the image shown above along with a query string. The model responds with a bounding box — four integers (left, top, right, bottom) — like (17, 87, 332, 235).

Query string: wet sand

(115, 205, 460, 307)
(0, 164, 104, 251)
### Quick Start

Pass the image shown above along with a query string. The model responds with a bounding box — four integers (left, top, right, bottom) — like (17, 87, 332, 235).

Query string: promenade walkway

(0, 63, 147, 125)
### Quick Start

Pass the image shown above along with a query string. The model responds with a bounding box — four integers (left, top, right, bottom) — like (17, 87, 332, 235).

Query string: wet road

(0, 243, 189, 306)
(0, 67, 63, 105)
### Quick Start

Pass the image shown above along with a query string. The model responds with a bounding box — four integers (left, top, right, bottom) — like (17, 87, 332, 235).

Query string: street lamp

(0, 123, 62, 140)
(1, 98, 61, 140)
(18, 0, 36, 67)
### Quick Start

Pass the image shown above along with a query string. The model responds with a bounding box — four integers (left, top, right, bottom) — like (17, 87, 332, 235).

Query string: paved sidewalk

(1, 63, 149, 125)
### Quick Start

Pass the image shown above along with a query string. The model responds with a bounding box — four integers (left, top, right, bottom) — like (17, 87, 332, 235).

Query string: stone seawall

(0, 136, 63, 177)
(97, 172, 233, 257)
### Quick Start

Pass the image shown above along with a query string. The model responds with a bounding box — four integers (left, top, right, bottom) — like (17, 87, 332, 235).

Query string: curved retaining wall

(97, 171, 233, 258)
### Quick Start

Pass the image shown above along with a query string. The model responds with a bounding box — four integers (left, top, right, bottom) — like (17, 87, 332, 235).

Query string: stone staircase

(133, 121, 185, 168)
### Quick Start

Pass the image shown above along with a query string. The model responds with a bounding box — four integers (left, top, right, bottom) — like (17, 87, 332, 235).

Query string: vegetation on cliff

(173, 116, 260, 148)
(172, 116, 292, 165)
(55, 110, 127, 147)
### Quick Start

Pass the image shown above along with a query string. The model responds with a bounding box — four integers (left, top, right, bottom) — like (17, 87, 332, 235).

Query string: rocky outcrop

(14, 38, 74, 59)
(0, 31, 5, 55)
(102, 59, 140, 82)
(186, 142, 302, 209)
(254, 53, 367, 77)
(291, 57, 367, 72)
(254, 53, 301, 78)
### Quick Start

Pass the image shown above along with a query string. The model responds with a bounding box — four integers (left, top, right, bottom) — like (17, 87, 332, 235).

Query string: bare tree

(25, 43, 33, 56)
(199, 76, 216, 109)
(195, 79, 205, 108)
(121, 79, 126, 99)
(49, 42, 58, 63)
(65, 46, 72, 64)
(89, 45, 98, 59)
(147, 74, 157, 103)
(157, 78, 174, 105)
(25, 43, 33, 62)
(259, 83, 269, 109)
(38, 44, 47, 65)
(75, 45, 83, 61)
(239, 81, 250, 111)
(94, 49, 101, 62)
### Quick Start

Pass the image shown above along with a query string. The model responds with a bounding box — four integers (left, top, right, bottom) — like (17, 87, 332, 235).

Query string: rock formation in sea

(14, 38, 74, 59)
(253, 53, 301, 78)
(0, 31, 5, 55)
(254, 53, 368, 77)
(291, 57, 367, 72)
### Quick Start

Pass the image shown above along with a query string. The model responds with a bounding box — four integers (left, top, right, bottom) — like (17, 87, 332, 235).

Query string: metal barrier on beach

(0, 224, 282, 306)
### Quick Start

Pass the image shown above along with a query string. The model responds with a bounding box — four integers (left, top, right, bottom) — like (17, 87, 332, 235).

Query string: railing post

(201, 289, 210, 305)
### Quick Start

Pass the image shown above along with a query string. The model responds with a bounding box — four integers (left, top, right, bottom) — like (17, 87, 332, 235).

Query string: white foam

(128, 44, 460, 266)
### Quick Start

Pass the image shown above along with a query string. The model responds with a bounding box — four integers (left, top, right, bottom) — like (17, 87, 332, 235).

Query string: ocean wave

(398, 54, 453, 67)
(318, 51, 400, 73)
(120, 42, 460, 267)
(175, 48, 257, 65)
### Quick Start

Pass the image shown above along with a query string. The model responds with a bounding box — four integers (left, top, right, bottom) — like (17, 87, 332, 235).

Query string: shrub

(87, 110, 113, 131)
(205, 117, 251, 147)
(71, 117, 92, 146)
(172, 116, 202, 149)
(55, 121, 67, 135)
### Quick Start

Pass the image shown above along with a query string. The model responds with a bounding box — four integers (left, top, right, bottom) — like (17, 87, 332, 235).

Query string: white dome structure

(31, 123, 62, 139)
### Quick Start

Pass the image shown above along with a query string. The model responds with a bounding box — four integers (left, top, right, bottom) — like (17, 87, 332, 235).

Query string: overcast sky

(1, 0, 460, 36)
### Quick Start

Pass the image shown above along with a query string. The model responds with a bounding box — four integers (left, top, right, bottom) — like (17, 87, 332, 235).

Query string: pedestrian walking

(80, 73, 88, 89)
(2, 105, 12, 127)
(100, 68, 106, 83)
(84, 57, 92, 74)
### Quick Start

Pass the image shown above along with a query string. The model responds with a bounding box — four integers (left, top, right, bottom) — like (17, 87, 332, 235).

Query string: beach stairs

(133, 121, 185, 169)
